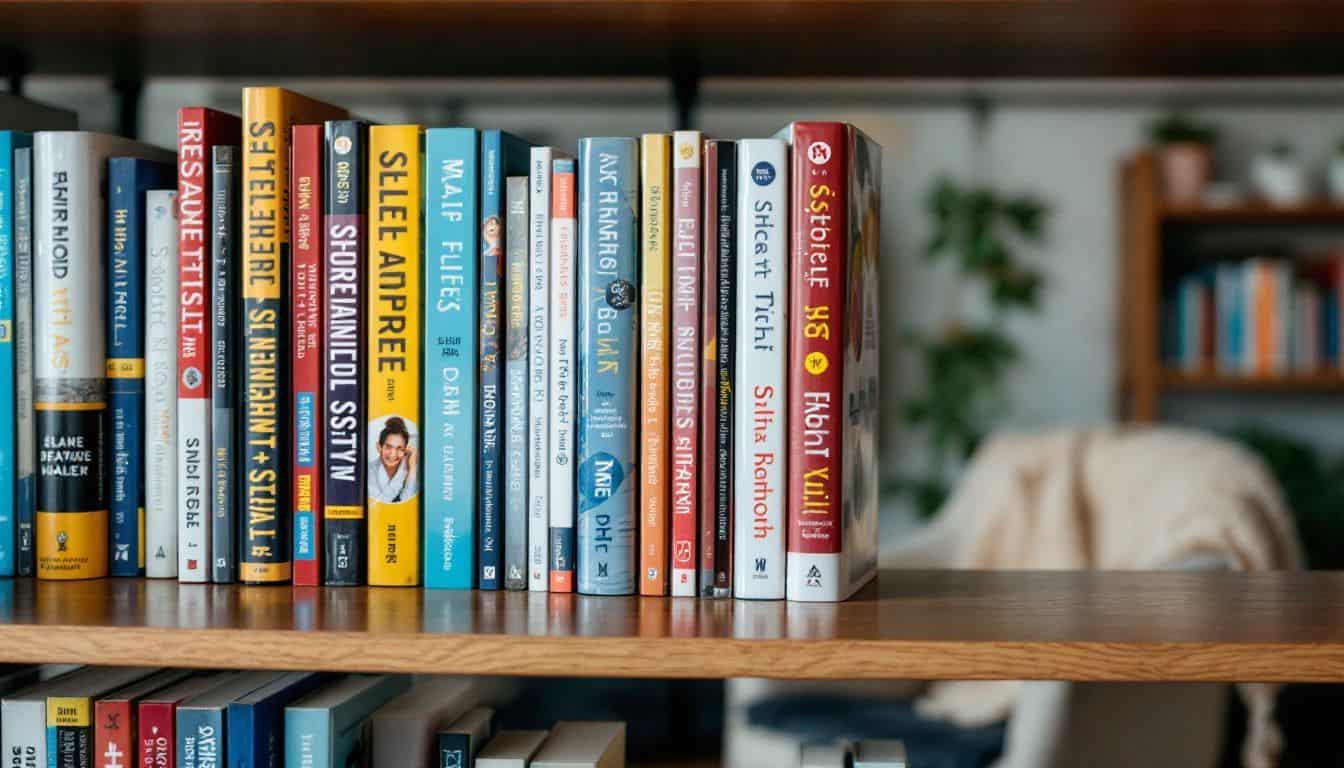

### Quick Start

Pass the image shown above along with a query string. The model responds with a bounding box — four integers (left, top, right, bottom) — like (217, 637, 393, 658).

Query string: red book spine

(785, 123, 848, 600)
(137, 701, 174, 768)
(697, 140, 719, 596)
(291, 125, 324, 587)
(95, 699, 134, 768)
(669, 134, 702, 596)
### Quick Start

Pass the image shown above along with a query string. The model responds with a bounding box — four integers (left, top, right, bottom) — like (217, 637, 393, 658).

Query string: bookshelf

(1121, 151, 1344, 420)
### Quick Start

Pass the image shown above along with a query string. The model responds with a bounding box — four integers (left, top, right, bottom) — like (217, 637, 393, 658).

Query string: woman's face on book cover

(379, 432, 407, 470)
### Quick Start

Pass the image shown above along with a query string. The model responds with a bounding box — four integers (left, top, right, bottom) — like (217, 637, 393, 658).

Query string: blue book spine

(107, 157, 173, 576)
(176, 708, 225, 768)
(438, 732, 470, 768)
(1326, 289, 1340, 365)
(227, 705, 258, 768)
(12, 141, 34, 575)
(424, 128, 480, 589)
(283, 708, 328, 768)
(0, 132, 26, 577)
(229, 673, 326, 768)
(575, 138, 639, 595)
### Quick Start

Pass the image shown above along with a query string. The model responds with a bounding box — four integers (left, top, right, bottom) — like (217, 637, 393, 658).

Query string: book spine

(697, 140, 719, 596)
(137, 702, 173, 768)
(175, 709, 221, 768)
(145, 190, 179, 577)
(423, 128, 478, 590)
(785, 123, 848, 602)
(240, 89, 293, 584)
(503, 175, 530, 590)
(367, 124, 423, 587)
(0, 134, 17, 577)
(322, 120, 368, 586)
(478, 132, 505, 591)
(575, 138, 639, 596)
(437, 733, 469, 768)
(733, 139, 788, 600)
(34, 133, 108, 580)
(670, 130, 702, 596)
(527, 147, 553, 592)
(291, 124, 324, 587)
(639, 134, 671, 596)
(178, 107, 235, 583)
(224, 707, 255, 768)
(548, 157, 577, 593)
(711, 141, 737, 597)
(14, 144, 35, 576)
(47, 697, 91, 768)
(282, 709, 326, 768)
(3, 699, 45, 768)
(93, 700, 132, 768)
(209, 146, 237, 584)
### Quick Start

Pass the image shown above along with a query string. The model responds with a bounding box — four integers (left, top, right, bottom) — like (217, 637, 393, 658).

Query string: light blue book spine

(575, 138, 639, 595)
(423, 128, 480, 589)
(283, 707, 328, 768)
(176, 707, 225, 768)
(0, 132, 24, 576)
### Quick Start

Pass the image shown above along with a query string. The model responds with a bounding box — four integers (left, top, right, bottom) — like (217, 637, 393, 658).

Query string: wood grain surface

(0, 571, 1342, 681)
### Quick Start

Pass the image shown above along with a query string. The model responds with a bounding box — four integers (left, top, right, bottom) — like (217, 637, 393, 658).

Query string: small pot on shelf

(1148, 113, 1219, 206)
(1251, 142, 1306, 206)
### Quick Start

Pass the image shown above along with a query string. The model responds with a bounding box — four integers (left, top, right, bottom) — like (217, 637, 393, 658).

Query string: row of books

(0, 87, 881, 601)
(0, 666, 626, 768)
(1165, 255, 1344, 374)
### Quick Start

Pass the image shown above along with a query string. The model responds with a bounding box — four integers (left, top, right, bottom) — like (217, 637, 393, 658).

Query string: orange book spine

(1255, 262, 1274, 374)
(640, 134, 671, 595)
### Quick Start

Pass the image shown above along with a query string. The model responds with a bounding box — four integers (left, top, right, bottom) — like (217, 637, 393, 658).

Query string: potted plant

(1328, 139, 1344, 202)
(1148, 113, 1218, 205)
(1251, 140, 1306, 205)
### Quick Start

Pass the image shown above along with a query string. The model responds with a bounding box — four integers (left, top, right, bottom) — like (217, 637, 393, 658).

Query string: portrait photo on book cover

(367, 415, 419, 504)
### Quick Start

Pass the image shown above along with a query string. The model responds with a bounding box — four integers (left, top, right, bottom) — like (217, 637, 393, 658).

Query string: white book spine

(548, 158, 576, 588)
(732, 139, 788, 600)
(2, 698, 45, 768)
(145, 190, 179, 578)
(527, 147, 552, 591)
(177, 125, 212, 584)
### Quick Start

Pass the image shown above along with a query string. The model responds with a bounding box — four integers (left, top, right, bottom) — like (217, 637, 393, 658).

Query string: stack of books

(0, 87, 882, 601)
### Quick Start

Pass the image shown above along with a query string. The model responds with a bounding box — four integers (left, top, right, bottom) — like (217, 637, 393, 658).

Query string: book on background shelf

(178, 671, 283, 768)
(527, 146, 557, 593)
(138, 674, 229, 768)
(227, 671, 329, 768)
(639, 132, 671, 597)
(801, 742, 851, 768)
(177, 106, 240, 584)
(0, 131, 28, 577)
(423, 127, 478, 590)
(548, 154, 577, 593)
(285, 675, 410, 768)
(209, 145, 238, 584)
(291, 124, 325, 587)
(503, 175, 530, 590)
(436, 706, 496, 768)
(530, 721, 624, 768)
(733, 138, 788, 601)
(240, 87, 347, 585)
(322, 119, 370, 587)
(853, 739, 908, 768)
(106, 156, 174, 578)
(366, 124, 423, 587)
(13, 141, 35, 575)
(34, 132, 172, 581)
(709, 139, 737, 599)
(93, 668, 191, 768)
(575, 136, 638, 597)
(144, 190, 179, 579)
(476, 729, 549, 768)
(370, 676, 477, 768)
(670, 129, 703, 597)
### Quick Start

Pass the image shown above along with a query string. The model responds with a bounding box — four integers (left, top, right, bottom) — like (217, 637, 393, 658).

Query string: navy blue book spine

(228, 673, 327, 768)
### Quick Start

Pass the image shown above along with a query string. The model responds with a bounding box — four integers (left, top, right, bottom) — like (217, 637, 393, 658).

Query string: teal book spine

(0, 131, 27, 577)
(283, 707, 328, 768)
(423, 128, 480, 589)
(575, 138, 639, 595)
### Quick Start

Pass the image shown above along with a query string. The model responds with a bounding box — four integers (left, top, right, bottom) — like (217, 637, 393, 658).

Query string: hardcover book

(176, 106, 240, 584)
(322, 119, 370, 587)
(45, 668, 160, 768)
(209, 145, 238, 584)
(371, 677, 477, 768)
(144, 190, 179, 578)
(478, 131, 531, 591)
(436, 706, 495, 768)
(639, 133, 672, 596)
(423, 128, 479, 590)
(530, 721, 624, 768)
(698, 140, 720, 596)
(227, 671, 328, 768)
(285, 675, 410, 768)
(93, 669, 190, 768)
(366, 124, 423, 587)
(548, 156, 577, 593)
(476, 730, 549, 768)
(527, 146, 555, 592)
(575, 137, 639, 596)
(178, 671, 283, 768)
(33, 132, 172, 580)
(669, 130, 703, 597)
(13, 143, 35, 575)
(733, 138, 788, 600)
(291, 124, 324, 587)
(503, 176, 530, 590)
(106, 157, 174, 578)
(709, 139, 737, 598)
(0, 131, 28, 576)
(240, 87, 346, 584)
(137, 674, 226, 768)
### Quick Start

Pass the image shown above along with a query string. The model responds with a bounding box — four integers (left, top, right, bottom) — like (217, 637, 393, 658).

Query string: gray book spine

(503, 176, 530, 590)
(210, 145, 237, 583)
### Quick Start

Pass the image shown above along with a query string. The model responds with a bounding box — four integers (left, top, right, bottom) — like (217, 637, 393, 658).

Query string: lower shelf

(2, 570, 1343, 682)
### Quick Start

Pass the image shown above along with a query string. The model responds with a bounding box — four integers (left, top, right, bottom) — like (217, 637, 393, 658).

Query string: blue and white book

(227, 671, 328, 768)
(477, 130, 531, 590)
(423, 128, 480, 589)
(177, 671, 281, 768)
(527, 146, 556, 591)
(575, 137, 639, 596)
(285, 675, 410, 768)
(0, 131, 30, 576)
(106, 156, 174, 576)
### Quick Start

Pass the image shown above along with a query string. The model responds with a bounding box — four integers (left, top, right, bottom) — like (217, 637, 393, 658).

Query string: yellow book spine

(47, 696, 90, 727)
(640, 133, 671, 595)
(367, 125, 424, 587)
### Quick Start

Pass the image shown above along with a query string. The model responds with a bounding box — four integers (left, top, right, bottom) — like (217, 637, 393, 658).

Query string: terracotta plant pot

(1158, 142, 1211, 206)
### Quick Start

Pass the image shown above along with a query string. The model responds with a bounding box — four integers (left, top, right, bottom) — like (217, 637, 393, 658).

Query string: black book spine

(210, 145, 238, 584)
(322, 120, 369, 586)
(712, 141, 736, 597)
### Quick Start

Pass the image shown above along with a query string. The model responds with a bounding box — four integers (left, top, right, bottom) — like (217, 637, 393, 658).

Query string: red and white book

(290, 124, 324, 586)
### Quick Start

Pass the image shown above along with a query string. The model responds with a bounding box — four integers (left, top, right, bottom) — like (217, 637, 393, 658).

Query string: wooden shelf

(5, 1, 1344, 78)
(3, 571, 1344, 682)
(1163, 370, 1344, 392)
(1161, 203, 1344, 223)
